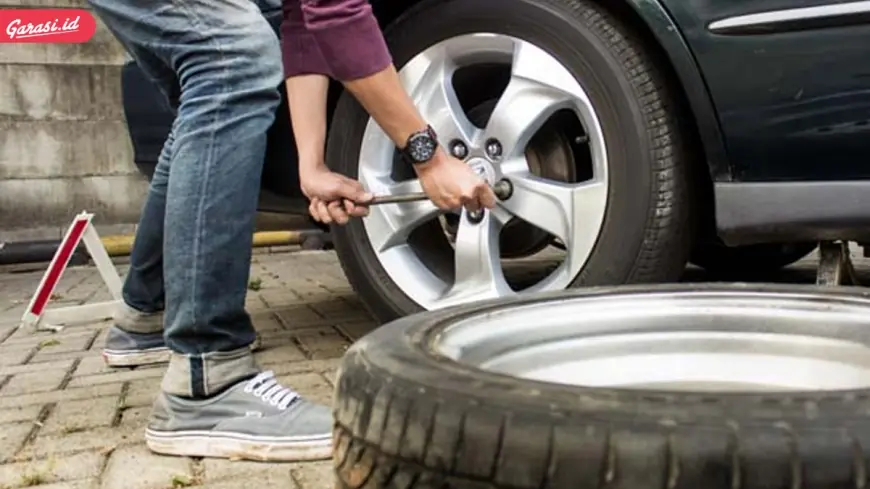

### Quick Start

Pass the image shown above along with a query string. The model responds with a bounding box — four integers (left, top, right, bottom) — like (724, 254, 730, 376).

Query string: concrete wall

(0, 0, 149, 241)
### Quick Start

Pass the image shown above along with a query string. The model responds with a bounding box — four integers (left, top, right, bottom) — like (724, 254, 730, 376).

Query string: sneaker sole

(103, 335, 262, 368)
(144, 428, 332, 461)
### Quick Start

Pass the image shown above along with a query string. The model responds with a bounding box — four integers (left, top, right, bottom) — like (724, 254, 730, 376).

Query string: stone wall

(0, 0, 148, 241)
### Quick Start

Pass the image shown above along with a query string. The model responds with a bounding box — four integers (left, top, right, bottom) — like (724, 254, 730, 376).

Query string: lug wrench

(366, 178, 513, 206)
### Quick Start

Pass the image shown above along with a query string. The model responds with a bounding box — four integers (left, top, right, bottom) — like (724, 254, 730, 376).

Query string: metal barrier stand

(816, 241, 861, 286)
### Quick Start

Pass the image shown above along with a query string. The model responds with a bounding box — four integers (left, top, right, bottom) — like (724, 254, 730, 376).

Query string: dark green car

(121, 0, 870, 322)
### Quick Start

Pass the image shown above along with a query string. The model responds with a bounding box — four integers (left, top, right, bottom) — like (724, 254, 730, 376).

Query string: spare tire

(334, 283, 870, 489)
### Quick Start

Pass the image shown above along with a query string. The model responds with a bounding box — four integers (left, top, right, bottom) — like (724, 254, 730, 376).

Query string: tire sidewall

(328, 0, 661, 322)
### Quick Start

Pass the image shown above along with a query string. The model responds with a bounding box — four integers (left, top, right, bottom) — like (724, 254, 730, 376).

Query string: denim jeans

(88, 0, 283, 397)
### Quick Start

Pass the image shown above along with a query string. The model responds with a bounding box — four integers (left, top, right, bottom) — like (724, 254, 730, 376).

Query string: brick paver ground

(0, 250, 377, 489)
(0, 242, 856, 489)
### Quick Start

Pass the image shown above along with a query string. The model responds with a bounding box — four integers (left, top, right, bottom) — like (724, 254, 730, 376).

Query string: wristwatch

(400, 125, 439, 165)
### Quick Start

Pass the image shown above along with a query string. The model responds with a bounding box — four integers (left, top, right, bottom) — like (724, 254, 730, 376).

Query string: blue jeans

(88, 0, 283, 397)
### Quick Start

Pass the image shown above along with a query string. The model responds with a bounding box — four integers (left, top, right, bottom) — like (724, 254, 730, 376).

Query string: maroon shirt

(281, 0, 392, 81)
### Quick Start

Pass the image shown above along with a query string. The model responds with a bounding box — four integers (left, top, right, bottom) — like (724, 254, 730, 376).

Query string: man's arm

(281, 0, 332, 176)
(285, 0, 495, 217)
(284, 0, 430, 172)
(297, 0, 428, 150)
(285, 74, 329, 177)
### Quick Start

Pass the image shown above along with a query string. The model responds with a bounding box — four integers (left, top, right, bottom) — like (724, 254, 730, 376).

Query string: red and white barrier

(19, 211, 123, 332)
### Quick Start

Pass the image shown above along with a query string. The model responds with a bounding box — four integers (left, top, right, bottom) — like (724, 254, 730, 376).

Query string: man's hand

(300, 164, 373, 225)
(416, 150, 498, 211)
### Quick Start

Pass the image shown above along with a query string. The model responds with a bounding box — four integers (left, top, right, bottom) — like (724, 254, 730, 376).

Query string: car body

(121, 0, 870, 321)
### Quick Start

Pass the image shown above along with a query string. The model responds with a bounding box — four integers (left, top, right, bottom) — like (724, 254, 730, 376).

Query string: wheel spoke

(483, 40, 593, 159)
(401, 46, 478, 144)
(363, 178, 441, 252)
(499, 170, 607, 270)
(439, 209, 512, 307)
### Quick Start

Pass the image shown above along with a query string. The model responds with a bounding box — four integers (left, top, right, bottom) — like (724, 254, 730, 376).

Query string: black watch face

(407, 132, 437, 163)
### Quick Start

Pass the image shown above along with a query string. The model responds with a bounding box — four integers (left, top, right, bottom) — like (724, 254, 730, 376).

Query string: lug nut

(493, 178, 513, 201)
(485, 139, 502, 160)
(449, 140, 469, 159)
(467, 209, 485, 224)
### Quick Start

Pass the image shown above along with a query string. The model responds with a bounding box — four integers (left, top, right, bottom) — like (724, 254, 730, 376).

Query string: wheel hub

(467, 157, 497, 185)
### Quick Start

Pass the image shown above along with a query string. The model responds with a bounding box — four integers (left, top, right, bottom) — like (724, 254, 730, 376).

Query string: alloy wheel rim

(432, 290, 870, 392)
(358, 33, 610, 310)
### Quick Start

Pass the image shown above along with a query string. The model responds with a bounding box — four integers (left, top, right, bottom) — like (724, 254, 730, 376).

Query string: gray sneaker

(145, 371, 333, 461)
(102, 326, 261, 368)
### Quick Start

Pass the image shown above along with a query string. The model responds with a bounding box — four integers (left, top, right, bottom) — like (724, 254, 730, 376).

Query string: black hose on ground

(0, 240, 90, 266)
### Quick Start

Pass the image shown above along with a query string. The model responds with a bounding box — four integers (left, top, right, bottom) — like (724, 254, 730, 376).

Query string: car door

(659, 0, 870, 181)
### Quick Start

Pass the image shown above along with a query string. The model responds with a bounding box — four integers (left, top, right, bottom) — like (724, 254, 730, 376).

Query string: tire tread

(335, 351, 870, 489)
(565, 0, 693, 283)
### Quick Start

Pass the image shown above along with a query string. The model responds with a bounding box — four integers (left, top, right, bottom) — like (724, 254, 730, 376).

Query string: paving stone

(0, 346, 33, 366)
(100, 445, 192, 489)
(202, 459, 293, 482)
(29, 332, 97, 355)
(23, 426, 139, 460)
(21, 478, 99, 489)
(41, 396, 119, 433)
(199, 477, 295, 489)
(124, 378, 162, 408)
(259, 291, 305, 308)
(27, 349, 99, 364)
(0, 405, 43, 424)
(274, 306, 328, 328)
(0, 324, 17, 339)
(309, 300, 370, 322)
(291, 461, 336, 489)
(0, 383, 122, 409)
(251, 313, 286, 334)
(334, 322, 378, 341)
(0, 359, 74, 376)
(254, 343, 307, 366)
(270, 359, 342, 378)
(1, 369, 67, 396)
(118, 406, 151, 429)
(0, 451, 102, 488)
(2, 329, 97, 349)
(294, 329, 350, 360)
(66, 367, 163, 389)
(72, 356, 115, 377)
(0, 422, 33, 462)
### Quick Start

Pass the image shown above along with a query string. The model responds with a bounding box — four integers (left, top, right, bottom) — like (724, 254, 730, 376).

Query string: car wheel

(326, 0, 694, 322)
(690, 241, 817, 276)
(334, 283, 870, 488)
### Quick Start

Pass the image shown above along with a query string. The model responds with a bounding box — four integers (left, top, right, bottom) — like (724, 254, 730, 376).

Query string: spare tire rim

(432, 289, 870, 392)
(358, 33, 609, 310)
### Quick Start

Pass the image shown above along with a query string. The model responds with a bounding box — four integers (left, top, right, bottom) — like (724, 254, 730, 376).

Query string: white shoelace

(243, 371, 300, 410)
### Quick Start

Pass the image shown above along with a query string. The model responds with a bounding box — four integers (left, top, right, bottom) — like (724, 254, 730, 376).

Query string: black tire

(690, 242, 817, 276)
(334, 283, 870, 489)
(326, 0, 695, 322)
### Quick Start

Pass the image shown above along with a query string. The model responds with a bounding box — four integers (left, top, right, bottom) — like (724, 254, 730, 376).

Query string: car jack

(816, 240, 860, 286)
